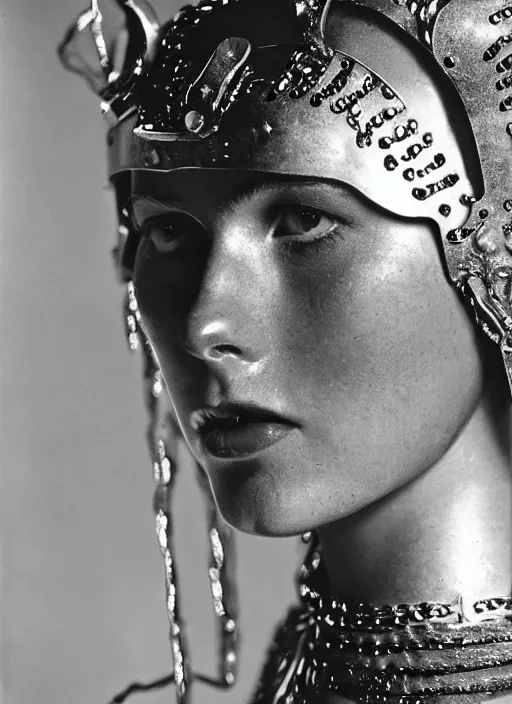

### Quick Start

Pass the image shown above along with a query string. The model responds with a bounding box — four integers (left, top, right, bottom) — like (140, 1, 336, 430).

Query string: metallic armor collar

(250, 541, 512, 703)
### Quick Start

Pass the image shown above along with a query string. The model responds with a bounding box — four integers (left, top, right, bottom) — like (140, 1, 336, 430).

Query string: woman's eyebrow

(128, 177, 350, 225)
(221, 177, 336, 213)
(128, 193, 184, 228)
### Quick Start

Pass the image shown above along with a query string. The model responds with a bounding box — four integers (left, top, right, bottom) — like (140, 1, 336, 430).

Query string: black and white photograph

(4, 1, 512, 703)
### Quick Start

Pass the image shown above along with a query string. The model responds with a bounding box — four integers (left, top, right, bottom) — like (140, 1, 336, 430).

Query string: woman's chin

(210, 469, 352, 537)
(220, 501, 308, 537)
(211, 472, 310, 537)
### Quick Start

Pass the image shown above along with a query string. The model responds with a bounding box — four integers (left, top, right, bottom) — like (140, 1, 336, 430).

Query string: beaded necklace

(250, 540, 512, 704)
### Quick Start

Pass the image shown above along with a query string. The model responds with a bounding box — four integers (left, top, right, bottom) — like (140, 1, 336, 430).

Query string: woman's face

(132, 169, 485, 536)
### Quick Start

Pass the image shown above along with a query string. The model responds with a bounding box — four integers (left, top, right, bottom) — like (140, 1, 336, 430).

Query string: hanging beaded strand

(146, 357, 192, 703)
(125, 281, 141, 352)
(153, 437, 190, 702)
(135, 302, 240, 701)
(195, 461, 239, 687)
(124, 284, 192, 704)
(122, 271, 241, 701)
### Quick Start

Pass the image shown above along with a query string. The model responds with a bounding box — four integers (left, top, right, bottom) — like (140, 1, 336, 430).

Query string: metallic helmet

(59, 0, 512, 387)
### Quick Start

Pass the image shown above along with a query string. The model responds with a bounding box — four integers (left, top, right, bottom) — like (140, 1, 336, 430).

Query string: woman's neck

(318, 383, 512, 606)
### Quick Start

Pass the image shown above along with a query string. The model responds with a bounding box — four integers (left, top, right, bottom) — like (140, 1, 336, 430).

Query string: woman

(59, 0, 512, 701)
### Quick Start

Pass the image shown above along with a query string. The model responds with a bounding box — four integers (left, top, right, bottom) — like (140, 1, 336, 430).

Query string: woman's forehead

(132, 169, 359, 200)
(133, 169, 269, 201)
(133, 169, 303, 193)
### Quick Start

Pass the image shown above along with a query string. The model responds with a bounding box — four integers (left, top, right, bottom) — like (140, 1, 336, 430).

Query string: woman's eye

(144, 219, 184, 254)
(274, 206, 339, 240)
(142, 213, 206, 254)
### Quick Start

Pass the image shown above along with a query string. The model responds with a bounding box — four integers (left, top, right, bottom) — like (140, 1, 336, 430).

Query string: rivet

(447, 228, 471, 244)
(444, 56, 456, 69)
(149, 148, 161, 166)
(185, 110, 205, 133)
(384, 155, 399, 171)
(479, 209, 489, 219)
(439, 204, 451, 217)
(475, 229, 497, 254)
(381, 84, 395, 100)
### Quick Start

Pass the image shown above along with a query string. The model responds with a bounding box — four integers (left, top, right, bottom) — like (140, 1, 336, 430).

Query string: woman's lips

(191, 406, 297, 459)
(203, 421, 295, 458)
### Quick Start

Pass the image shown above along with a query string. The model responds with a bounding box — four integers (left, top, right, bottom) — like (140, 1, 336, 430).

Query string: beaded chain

(250, 538, 512, 704)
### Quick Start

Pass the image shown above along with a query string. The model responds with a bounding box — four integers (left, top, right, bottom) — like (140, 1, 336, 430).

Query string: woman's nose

(185, 320, 249, 363)
(181, 236, 266, 367)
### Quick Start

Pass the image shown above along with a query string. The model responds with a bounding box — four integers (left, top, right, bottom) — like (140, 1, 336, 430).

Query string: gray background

(1, 2, 299, 702)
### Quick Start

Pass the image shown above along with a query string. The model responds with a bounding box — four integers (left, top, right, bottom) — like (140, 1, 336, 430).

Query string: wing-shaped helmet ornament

(58, 0, 159, 125)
